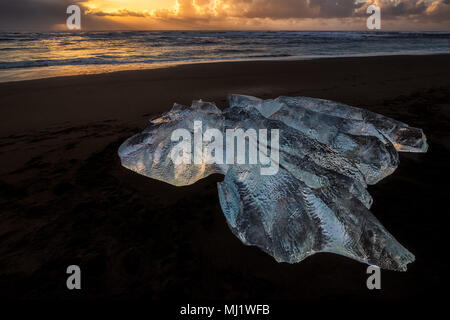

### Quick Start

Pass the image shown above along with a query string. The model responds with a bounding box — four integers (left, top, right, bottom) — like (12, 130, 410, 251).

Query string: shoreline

(2, 51, 450, 84)
(1, 53, 449, 136)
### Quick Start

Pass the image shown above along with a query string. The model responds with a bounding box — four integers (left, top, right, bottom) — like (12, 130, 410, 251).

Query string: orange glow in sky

(83, 0, 176, 13)
(74, 0, 450, 31)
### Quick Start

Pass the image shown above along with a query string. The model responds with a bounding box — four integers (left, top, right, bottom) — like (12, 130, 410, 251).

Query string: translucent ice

(229, 94, 428, 154)
(118, 95, 427, 271)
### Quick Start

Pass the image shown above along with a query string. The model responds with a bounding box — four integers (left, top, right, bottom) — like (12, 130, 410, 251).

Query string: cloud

(147, 0, 450, 25)
(309, 0, 360, 18)
(425, 0, 450, 21)
(217, 0, 316, 19)
(0, 0, 449, 31)
(0, 0, 125, 31)
(89, 9, 150, 18)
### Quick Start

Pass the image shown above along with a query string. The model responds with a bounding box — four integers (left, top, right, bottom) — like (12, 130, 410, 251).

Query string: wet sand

(0, 55, 449, 300)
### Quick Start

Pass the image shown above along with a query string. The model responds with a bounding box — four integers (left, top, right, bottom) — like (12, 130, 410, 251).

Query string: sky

(0, 0, 449, 31)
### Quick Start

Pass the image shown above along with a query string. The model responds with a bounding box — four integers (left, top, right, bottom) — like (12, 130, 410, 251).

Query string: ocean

(0, 30, 449, 82)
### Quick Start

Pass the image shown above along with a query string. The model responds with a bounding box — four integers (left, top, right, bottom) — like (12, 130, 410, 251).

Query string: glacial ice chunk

(118, 95, 428, 271)
(229, 94, 428, 153)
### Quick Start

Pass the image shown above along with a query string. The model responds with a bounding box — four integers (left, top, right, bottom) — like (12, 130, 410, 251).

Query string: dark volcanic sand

(0, 55, 449, 301)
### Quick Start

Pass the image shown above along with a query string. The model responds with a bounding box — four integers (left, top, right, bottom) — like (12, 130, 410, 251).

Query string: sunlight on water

(0, 31, 449, 82)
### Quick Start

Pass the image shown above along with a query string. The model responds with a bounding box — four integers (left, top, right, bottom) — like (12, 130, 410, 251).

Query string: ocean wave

(0, 31, 449, 75)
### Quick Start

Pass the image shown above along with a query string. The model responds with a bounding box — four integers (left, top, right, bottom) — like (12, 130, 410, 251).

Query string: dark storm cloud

(224, 0, 315, 19)
(309, 0, 360, 18)
(215, 0, 450, 21)
(0, 0, 122, 31)
(0, 0, 70, 30)
(373, 1, 428, 18)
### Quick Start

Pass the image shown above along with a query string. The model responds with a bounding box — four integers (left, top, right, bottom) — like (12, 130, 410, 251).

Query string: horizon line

(2, 29, 450, 33)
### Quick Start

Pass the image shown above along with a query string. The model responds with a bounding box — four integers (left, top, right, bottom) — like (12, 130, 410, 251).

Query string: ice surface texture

(118, 95, 428, 271)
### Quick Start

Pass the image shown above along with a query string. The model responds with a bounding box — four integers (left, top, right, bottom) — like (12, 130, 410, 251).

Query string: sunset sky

(0, 0, 449, 31)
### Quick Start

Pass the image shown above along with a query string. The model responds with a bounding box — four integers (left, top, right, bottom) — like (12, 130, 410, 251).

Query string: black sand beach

(0, 55, 449, 301)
